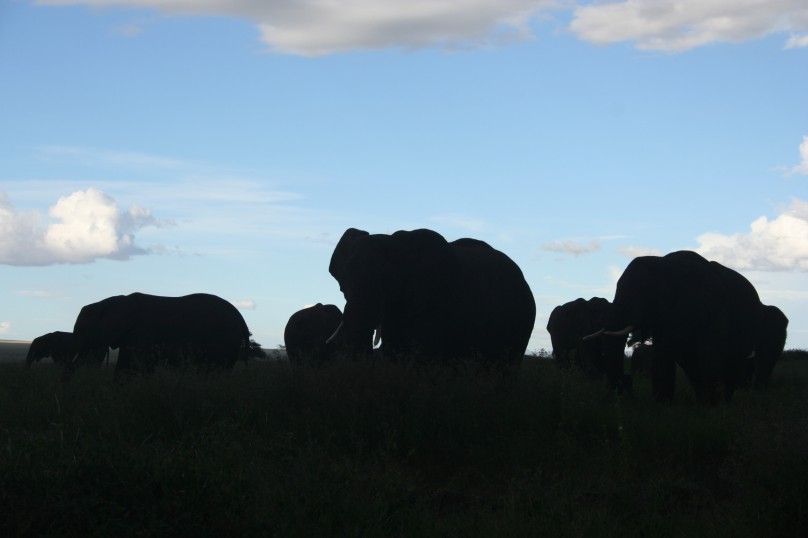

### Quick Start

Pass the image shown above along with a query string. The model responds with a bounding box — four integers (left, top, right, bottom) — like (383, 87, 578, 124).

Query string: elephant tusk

(604, 325, 634, 337)
(326, 321, 344, 344)
(582, 328, 605, 341)
(373, 325, 382, 348)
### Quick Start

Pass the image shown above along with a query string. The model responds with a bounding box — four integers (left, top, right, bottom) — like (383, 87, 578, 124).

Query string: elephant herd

(27, 227, 789, 403)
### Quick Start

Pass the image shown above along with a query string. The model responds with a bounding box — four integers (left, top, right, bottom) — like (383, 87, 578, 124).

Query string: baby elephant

(26, 331, 107, 367)
(284, 304, 342, 365)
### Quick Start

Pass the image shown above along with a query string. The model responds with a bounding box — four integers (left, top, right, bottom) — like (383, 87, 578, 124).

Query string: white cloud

(542, 239, 600, 256)
(0, 321, 10, 335)
(0, 188, 161, 266)
(36, 145, 190, 170)
(232, 300, 257, 311)
(786, 135, 808, 176)
(33, 0, 808, 54)
(17, 290, 55, 298)
(570, 0, 808, 52)
(36, 0, 555, 56)
(697, 199, 808, 271)
(785, 33, 808, 48)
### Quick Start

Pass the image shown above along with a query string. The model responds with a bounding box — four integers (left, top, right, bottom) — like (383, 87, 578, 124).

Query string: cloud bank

(38, 0, 553, 56)
(0, 188, 161, 266)
(697, 199, 808, 271)
(570, 0, 808, 52)
(37, 0, 808, 54)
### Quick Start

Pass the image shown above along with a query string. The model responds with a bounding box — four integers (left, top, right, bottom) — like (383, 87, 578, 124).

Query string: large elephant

(327, 228, 536, 370)
(26, 331, 107, 367)
(595, 250, 766, 403)
(72, 293, 252, 380)
(284, 303, 342, 365)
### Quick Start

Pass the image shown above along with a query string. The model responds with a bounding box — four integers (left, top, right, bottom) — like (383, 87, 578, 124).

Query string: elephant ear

(329, 228, 370, 285)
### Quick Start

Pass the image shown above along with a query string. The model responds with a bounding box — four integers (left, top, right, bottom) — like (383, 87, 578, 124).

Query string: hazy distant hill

(0, 341, 284, 364)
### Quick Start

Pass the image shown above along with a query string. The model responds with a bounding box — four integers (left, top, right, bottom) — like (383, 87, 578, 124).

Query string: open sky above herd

(1, 1, 807, 351)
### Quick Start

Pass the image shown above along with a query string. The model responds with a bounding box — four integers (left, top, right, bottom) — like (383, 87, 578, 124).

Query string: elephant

(593, 250, 767, 403)
(326, 228, 536, 370)
(26, 331, 107, 367)
(284, 303, 343, 365)
(72, 293, 253, 381)
(546, 297, 629, 389)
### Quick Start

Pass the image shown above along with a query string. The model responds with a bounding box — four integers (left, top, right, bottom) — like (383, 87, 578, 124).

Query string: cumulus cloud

(232, 300, 257, 311)
(0, 188, 162, 266)
(785, 135, 808, 176)
(542, 239, 600, 256)
(570, 0, 808, 52)
(697, 199, 808, 271)
(37, 0, 554, 55)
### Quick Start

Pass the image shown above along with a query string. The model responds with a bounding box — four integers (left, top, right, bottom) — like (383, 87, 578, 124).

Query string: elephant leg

(114, 347, 131, 384)
(651, 347, 677, 402)
(697, 344, 726, 404)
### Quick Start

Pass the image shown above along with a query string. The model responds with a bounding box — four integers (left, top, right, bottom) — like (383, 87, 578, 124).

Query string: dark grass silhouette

(1, 351, 807, 536)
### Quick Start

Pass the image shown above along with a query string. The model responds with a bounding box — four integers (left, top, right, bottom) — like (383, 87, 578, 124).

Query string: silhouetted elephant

(284, 303, 342, 365)
(26, 331, 106, 367)
(594, 250, 766, 403)
(546, 297, 628, 388)
(327, 228, 536, 370)
(72, 293, 252, 381)
(742, 305, 788, 387)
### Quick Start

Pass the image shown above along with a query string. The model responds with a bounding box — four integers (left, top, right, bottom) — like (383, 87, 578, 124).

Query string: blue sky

(2, 0, 807, 351)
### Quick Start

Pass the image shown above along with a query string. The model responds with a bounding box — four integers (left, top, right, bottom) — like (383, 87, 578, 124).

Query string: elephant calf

(284, 303, 342, 365)
(26, 331, 107, 368)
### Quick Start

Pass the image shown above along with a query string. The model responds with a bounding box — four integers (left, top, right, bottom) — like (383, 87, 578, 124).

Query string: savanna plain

(1, 342, 807, 537)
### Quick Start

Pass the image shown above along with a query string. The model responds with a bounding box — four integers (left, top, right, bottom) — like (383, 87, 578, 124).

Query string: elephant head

(745, 304, 788, 387)
(73, 295, 134, 352)
(327, 228, 458, 359)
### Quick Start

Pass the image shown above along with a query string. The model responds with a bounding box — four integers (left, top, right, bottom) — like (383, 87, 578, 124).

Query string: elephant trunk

(605, 325, 634, 337)
(25, 347, 37, 367)
(582, 328, 605, 341)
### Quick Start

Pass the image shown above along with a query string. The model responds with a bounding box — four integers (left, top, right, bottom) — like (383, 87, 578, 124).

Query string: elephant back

(450, 238, 536, 364)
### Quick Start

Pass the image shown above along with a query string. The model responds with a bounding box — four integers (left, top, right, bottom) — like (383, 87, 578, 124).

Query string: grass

(2, 352, 807, 537)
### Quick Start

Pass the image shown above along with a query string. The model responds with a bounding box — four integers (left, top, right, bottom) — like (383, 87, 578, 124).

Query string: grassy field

(1, 346, 807, 537)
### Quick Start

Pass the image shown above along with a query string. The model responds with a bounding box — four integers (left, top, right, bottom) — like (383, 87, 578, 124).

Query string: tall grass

(2, 354, 807, 536)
